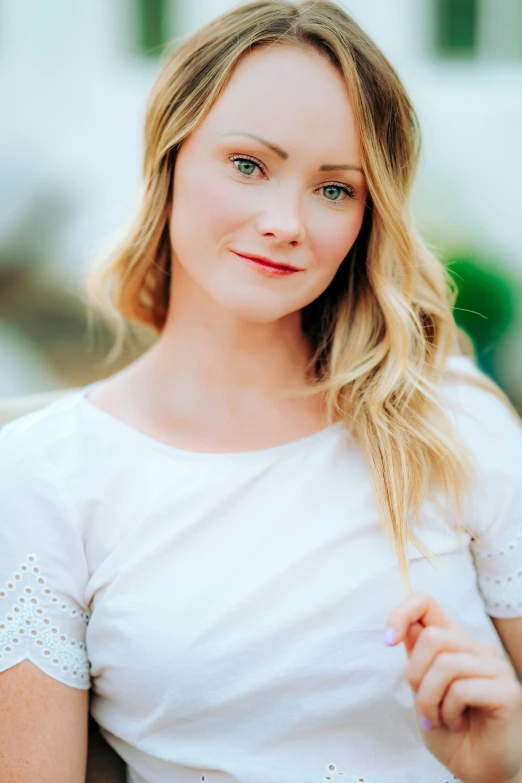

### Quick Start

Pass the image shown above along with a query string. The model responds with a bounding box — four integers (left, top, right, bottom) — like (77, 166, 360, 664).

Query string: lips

(232, 251, 303, 272)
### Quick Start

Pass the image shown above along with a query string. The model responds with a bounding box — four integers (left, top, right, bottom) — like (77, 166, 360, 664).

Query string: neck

(122, 304, 319, 421)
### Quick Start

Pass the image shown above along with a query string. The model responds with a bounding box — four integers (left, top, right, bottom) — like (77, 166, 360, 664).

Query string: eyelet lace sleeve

(441, 367, 522, 620)
(320, 763, 463, 781)
(0, 554, 90, 688)
(0, 421, 91, 689)
(470, 521, 522, 617)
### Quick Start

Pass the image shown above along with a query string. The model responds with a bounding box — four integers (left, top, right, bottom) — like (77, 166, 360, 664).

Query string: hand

(385, 591, 522, 783)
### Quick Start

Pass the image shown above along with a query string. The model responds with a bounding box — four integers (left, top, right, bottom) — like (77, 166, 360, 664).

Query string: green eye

(236, 160, 256, 175)
(229, 155, 355, 202)
(230, 155, 262, 176)
(322, 183, 356, 202)
(323, 185, 342, 201)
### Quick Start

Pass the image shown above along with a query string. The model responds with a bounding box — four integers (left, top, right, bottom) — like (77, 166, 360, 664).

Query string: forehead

(195, 44, 361, 162)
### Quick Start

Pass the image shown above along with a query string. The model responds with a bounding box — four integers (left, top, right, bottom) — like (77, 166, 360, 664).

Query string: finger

(402, 621, 424, 654)
(440, 674, 522, 733)
(406, 626, 494, 695)
(385, 592, 461, 655)
(414, 651, 500, 731)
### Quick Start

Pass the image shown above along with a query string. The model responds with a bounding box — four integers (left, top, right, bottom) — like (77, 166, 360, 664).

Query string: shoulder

(440, 354, 522, 474)
(1, 388, 81, 437)
(0, 391, 93, 509)
(0, 396, 93, 689)
(437, 355, 522, 543)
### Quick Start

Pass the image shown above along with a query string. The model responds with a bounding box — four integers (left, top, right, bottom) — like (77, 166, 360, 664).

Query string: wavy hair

(85, 0, 518, 593)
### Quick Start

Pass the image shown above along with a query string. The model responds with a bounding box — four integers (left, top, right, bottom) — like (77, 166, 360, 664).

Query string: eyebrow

(220, 131, 364, 174)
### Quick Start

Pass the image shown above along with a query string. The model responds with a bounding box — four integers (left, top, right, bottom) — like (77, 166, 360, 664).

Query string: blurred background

(1, 0, 521, 408)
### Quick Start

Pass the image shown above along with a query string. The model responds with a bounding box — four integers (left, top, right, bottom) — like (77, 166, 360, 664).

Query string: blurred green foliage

(445, 251, 519, 383)
(135, 0, 171, 57)
(434, 0, 478, 56)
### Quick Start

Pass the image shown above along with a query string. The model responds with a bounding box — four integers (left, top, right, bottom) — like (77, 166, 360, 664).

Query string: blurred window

(479, 0, 522, 59)
(434, 0, 522, 59)
(434, 0, 478, 56)
(135, 0, 173, 57)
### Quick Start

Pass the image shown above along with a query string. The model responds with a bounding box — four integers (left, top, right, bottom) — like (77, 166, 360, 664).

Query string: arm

(0, 660, 89, 782)
(492, 617, 522, 684)
(0, 406, 125, 783)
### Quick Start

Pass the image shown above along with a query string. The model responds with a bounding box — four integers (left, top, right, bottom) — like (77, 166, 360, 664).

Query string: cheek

(310, 206, 366, 275)
(171, 168, 249, 246)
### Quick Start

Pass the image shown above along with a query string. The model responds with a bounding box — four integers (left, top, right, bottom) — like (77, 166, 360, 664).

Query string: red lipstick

(231, 250, 303, 276)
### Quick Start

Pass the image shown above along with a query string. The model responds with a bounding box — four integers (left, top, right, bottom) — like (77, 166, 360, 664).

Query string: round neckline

(77, 380, 347, 461)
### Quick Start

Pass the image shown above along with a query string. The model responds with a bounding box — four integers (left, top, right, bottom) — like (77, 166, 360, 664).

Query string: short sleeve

(442, 359, 522, 619)
(0, 420, 91, 688)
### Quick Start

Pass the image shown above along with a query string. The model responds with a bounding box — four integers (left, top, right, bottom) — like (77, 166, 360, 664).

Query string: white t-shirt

(1, 355, 521, 783)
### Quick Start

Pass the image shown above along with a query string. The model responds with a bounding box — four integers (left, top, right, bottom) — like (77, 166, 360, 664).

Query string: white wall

(1, 0, 520, 279)
(0, 0, 521, 394)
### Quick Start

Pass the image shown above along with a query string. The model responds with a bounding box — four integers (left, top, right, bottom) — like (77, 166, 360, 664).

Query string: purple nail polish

(384, 627, 396, 645)
(420, 716, 432, 731)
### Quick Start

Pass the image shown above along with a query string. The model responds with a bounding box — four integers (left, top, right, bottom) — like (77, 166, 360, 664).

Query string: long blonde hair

(85, 0, 519, 594)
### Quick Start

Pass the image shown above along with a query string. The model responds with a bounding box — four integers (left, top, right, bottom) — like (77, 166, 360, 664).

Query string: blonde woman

(1, 2, 521, 782)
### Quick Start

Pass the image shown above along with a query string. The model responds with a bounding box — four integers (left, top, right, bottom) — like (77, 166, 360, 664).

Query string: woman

(1, 2, 521, 782)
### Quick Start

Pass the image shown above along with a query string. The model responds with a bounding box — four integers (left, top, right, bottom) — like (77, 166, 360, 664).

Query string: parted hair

(85, 0, 518, 593)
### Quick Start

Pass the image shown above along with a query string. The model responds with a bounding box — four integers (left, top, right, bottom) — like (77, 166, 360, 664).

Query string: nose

(254, 190, 305, 245)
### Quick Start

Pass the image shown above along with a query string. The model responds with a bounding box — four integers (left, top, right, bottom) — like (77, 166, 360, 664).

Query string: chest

(81, 448, 475, 728)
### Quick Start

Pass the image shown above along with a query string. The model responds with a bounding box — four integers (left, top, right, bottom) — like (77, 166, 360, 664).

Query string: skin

(386, 592, 522, 783)
(93, 43, 368, 450)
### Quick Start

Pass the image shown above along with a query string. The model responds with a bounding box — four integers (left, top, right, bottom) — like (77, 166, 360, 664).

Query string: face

(168, 43, 368, 325)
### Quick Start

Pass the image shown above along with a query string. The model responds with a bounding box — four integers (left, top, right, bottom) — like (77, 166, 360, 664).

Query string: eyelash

(228, 154, 357, 202)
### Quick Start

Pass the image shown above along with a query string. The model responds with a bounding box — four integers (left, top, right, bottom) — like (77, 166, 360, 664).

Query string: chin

(214, 290, 302, 324)
(226, 303, 294, 324)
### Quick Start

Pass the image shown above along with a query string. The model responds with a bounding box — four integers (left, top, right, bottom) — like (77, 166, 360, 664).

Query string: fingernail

(420, 716, 432, 731)
(384, 627, 396, 645)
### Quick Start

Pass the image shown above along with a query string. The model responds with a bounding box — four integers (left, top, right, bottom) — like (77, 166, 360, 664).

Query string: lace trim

(321, 764, 462, 782)
(471, 523, 522, 613)
(472, 525, 522, 560)
(0, 554, 90, 683)
(476, 569, 522, 613)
